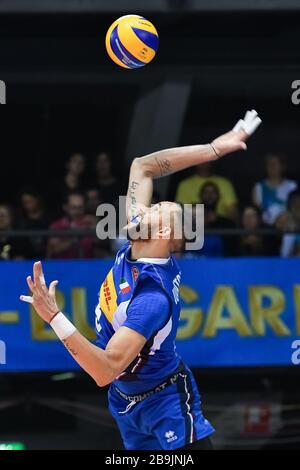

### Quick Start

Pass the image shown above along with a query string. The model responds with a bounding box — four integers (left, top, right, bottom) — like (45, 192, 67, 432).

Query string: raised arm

(126, 110, 261, 221)
(20, 262, 147, 387)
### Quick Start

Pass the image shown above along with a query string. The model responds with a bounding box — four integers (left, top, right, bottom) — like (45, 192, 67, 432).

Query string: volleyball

(105, 15, 159, 69)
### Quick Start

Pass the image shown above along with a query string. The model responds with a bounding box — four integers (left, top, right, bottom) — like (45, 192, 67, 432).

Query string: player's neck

(130, 240, 170, 260)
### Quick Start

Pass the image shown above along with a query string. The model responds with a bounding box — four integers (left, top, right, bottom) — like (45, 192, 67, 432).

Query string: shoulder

(134, 276, 168, 297)
(129, 277, 171, 322)
(136, 268, 168, 293)
(137, 260, 175, 290)
(125, 277, 171, 339)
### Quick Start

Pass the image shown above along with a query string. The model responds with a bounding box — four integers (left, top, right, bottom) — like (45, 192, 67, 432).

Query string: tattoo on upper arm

(63, 339, 78, 357)
(155, 157, 172, 177)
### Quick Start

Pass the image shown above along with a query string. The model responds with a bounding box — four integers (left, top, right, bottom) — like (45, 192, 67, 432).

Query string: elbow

(94, 373, 113, 388)
(130, 157, 141, 173)
(93, 348, 125, 388)
(131, 157, 153, 178)
(93, 368, 118, 388)
(95, 377, 110, 388)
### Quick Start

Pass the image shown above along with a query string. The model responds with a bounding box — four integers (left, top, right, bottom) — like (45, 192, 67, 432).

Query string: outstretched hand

(212, 110, 262, 158)
(20, 261, 59, 323)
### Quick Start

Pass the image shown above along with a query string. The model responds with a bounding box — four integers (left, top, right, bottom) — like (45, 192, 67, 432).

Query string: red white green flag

(119, 278, 131, 294)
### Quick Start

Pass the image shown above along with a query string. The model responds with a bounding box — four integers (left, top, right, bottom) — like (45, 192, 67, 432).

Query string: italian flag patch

(119, 278, 131, 294)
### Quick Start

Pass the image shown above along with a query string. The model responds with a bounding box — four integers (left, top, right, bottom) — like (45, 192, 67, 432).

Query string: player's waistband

(113, 362, 186, 403)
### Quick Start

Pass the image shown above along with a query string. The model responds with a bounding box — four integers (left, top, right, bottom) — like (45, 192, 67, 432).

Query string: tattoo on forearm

(129, 181, 139, 207)
(155, 157, 172, 177)
(63, 339, 78, 356)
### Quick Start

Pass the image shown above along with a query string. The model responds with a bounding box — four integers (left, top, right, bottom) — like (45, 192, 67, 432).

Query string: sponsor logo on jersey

(132, 266, 139, 282)
(165, 430, 178, 443)
(103, 278, 111, 306)
(99, 269, 117, 322)
(172, 273, 181, 304)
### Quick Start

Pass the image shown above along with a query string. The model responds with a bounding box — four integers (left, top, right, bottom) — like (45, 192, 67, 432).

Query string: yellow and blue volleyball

(105, 15, 159, 69)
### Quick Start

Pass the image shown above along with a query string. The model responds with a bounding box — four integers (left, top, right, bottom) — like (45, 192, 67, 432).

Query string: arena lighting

(0, 442, 26, 450)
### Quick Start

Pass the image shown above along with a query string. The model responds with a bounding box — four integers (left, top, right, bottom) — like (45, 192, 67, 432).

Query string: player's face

(143, 202, 183, 243)
(127, 202, 184, 250)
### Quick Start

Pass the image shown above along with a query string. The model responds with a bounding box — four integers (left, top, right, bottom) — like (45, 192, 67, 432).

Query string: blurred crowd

(0, 151, 299, 260)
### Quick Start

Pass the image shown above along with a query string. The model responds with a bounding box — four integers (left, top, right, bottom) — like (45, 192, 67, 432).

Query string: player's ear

(156, 226, 171, 239)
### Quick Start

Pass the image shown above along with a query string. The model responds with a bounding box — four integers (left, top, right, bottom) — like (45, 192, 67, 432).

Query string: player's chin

(170, 237, 185, 254)
(121, 222, 151, 242)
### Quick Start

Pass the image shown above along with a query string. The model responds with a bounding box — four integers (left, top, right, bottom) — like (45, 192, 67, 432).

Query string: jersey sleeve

(123, 277, 170, 340)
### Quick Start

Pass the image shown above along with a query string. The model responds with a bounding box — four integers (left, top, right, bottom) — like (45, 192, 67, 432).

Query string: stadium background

(1, 0, 300, 450)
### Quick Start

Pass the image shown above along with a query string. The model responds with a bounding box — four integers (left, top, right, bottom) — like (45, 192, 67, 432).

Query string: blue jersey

(95, 242, 183, 394)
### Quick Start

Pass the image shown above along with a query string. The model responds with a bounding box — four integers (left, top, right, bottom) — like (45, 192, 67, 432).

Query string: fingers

(244, 116, 262, 136)
(33, 261, 45, 291)
(233, 119, 244, 132)
(26, 275, 35, 292)
(243, 109, 257, 122)
(22, 262, 57, 307)
(20, 295, 33, 304)
(40, 270, 46, 286)
(233, 109, 262, 136)
(26, 262, 46, 294)
(49, 280, 59, 298)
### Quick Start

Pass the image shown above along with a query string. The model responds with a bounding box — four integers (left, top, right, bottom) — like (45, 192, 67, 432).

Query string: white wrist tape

(50, 312, 77, 341)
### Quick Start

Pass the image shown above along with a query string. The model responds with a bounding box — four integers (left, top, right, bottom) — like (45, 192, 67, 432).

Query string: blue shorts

(108, 367, 215, 450)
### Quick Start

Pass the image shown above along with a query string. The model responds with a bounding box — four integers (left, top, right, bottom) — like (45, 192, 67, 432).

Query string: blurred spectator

(93, 152, 121, 205)
(0, 204, 32, 260)
(85, 187, 102, 215)
(184, 182, 235, 258)
(201, 182, 235, 257)
(58, 153, 87, 201)
(175, 162, 238, 222)
(19, 187, 52, 258)
(47, 192, 93, 259)
(252, 153, 297, 225)
(83, 208, 112, 259)
(238, 206, 278, 256)
(278, 190, 300, 257)
(238, 206, 266, 256)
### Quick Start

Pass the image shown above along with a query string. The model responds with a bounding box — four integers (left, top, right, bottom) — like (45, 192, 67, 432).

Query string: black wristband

(49, 310, 60, 324)
(209, 143, 221, 159)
